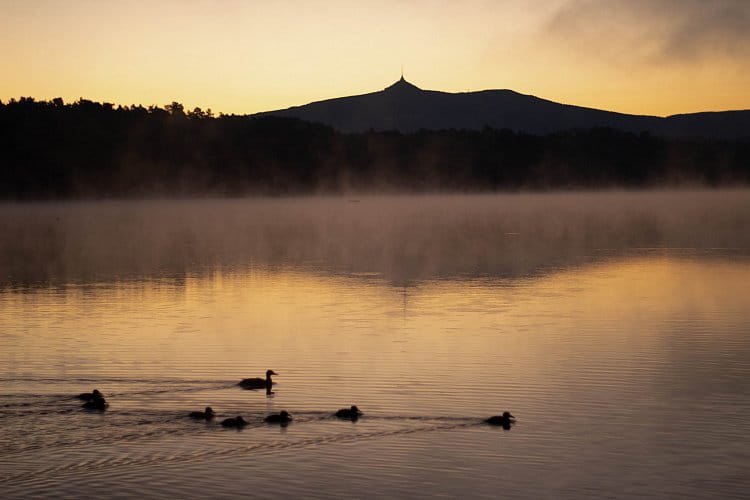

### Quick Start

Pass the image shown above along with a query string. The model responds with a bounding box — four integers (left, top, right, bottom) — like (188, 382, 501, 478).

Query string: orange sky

(1, 0, 749, 116)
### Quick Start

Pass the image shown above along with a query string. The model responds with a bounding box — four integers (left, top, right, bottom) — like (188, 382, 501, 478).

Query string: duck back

(238, 377, 265, 389)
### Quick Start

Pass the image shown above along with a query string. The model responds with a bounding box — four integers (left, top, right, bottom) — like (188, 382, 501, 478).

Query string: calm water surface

(1, 192, 749, 498)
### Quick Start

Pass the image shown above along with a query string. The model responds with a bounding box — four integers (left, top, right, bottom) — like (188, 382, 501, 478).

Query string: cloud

(544, 0, 750, 65)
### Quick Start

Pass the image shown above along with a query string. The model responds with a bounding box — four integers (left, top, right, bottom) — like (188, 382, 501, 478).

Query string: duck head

(266, 370, 278, 378)
(280, 411, 291, 419)
(205, 407, 214, 416)
(503, 412, 515, 420)
(351, 405, 361, 414)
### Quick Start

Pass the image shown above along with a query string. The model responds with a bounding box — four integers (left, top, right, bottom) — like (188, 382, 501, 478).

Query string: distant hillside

(257, 77, 750, 139)
(1, 97, 748, 199)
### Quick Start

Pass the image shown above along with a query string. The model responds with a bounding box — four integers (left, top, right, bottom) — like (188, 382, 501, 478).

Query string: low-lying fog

(1, 190, 749, 286)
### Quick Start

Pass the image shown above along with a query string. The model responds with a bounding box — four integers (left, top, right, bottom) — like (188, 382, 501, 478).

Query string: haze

(3, 191, 749, 286)
(2, 0, 749, 116)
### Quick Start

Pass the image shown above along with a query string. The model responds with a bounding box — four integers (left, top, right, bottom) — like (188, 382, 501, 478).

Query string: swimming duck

(77, 389, 104, 401)
(264, 410, 292, 424)
(484, 412, 515, 426)
(189, 407, 215, 420)
(335, 405, 363, 420)
(82, 394, 108, 410)
(221, 416, 248, 428)
(239, 370, 278, 390)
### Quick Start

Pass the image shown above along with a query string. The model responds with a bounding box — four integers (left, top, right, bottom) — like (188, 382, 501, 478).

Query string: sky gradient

(1, 0, 749, 116)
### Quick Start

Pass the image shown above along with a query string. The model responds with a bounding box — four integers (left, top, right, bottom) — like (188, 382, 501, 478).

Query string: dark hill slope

(257, 77, 750, 139)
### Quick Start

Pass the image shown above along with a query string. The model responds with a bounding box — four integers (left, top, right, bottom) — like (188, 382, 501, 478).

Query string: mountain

(256, 77, 750, 139)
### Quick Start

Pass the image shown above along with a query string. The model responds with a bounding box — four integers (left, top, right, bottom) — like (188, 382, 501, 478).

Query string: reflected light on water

(1, 193, 750, 498)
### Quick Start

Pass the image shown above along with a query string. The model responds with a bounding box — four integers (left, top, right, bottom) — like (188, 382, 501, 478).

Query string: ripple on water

(2, 194, 750, 498)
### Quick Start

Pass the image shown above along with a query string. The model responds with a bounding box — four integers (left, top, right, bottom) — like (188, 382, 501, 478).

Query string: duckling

(239, 370, 278, 391)
(335, 405, 363, 420)
(82, 394, 108, 410)
(485, 412, 515, 427)
(221, 416, 248, 428)
(264, 410, 292, 424)
(189, 406, 215, 420)
(77, 389, 103, 401)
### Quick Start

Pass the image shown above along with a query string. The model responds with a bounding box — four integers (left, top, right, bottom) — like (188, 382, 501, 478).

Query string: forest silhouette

(1, 97, 748, 199)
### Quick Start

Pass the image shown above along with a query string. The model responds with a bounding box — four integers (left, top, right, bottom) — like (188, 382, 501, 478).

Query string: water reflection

(1, 193, 750, 498)
(0, 256, 749, 497)
(2, 191, 749, 287)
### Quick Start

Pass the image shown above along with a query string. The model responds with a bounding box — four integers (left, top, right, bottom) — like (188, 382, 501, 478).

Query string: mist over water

(2, 190, 749, 286)
(1, 190, 750, 498)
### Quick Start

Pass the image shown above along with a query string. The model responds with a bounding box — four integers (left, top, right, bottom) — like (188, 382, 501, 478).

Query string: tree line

(1, 97, 748, 198)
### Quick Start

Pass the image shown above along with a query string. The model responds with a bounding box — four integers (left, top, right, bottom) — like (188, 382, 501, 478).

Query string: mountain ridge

(255, 77, 750, 139)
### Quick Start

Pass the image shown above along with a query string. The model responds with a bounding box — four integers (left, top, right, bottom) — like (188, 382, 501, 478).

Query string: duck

(188, 407, 215, 420)
(264, 410, 292, 424)
(77, 389, 104, 401)
(221, 416, 248, 428)
(335, 405, 363, 420)
(82, 394, 108, 410)
(239, 370, 278, 390)
(484, 412, 516, 427)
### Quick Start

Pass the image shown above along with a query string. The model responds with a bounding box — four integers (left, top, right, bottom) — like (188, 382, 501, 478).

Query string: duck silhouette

(335, 405, 363, 420)
(77, 389, 103, 401)
(82, 393, 108, 410)
(239, 370, 277, 392)
(485, 412, 516, 428)
(221, 416, 248, 428)
(189, 407, 215, 420)
(264, 410, 292, 424)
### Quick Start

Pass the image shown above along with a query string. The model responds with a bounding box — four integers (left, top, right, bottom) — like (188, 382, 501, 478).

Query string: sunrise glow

(2, 0, 748, 116)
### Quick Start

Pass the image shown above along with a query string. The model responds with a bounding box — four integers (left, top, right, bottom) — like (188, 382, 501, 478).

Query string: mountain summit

(256, 78, 750, 139)
(383, 75, 422, 94)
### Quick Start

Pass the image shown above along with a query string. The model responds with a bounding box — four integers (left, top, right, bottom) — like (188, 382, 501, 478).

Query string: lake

(1, 191, 749, 498)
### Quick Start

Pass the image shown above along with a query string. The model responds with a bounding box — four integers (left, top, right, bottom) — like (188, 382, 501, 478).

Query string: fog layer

(2, 191, 749, 286)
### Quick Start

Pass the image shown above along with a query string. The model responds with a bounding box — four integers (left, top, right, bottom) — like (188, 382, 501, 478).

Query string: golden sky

(1, 0, 749, 116)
